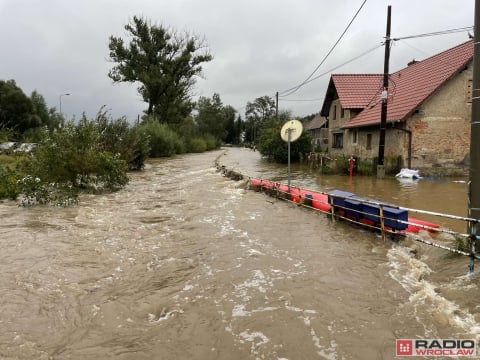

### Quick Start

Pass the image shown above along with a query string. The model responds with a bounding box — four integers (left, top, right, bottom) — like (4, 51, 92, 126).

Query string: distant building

(320, 40, 473, 176)
(303, 114, 328, 151)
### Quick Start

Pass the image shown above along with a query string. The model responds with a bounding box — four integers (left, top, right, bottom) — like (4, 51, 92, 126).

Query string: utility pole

(275, 91, 279, 121)
(377, 5, 391, 179)
(469, 0, 480, 269)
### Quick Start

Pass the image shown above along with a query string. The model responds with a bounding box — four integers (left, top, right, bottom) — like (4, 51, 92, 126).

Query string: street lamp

(59, 93, 70, 115)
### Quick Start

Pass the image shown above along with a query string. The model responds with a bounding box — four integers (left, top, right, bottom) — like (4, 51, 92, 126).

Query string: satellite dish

(281, 120, 303, 142)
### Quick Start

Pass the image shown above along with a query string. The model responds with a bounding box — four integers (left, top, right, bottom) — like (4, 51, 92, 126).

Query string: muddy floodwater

(1, 147, 479, 359)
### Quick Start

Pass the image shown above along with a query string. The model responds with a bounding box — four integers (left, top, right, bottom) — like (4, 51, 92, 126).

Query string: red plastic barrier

(250, 179, 262, 187)
(405, 218, 440, 234)
(311, 192, 330, 212)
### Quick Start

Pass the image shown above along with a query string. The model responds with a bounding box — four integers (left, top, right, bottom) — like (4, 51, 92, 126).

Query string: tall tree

(108, 16, 213, 125)
(235, 114, 244, 144)
(30, 91, 50, 127)
(195, 93, 227, 143)
(245, 96, 276, 123)
(224, 105, 236, 144)
(245, 95, 276, 145)
(0, 80, 34, 135)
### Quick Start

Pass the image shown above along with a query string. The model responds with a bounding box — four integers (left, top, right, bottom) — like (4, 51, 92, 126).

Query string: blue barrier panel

(327, 190, 355, 209)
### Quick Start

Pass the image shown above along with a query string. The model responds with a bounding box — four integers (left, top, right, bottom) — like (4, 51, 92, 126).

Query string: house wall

(327, 64, 472, 176)
(328, 99, 350, 154)
(407, 64, 472, 175)
(308, 128, 329, 151)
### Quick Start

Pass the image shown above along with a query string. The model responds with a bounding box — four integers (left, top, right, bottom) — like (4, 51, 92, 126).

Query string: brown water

(1, 148, 479, 360)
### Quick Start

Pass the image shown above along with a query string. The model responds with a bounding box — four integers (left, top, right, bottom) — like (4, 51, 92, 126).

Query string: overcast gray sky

(0, 0, 474, 122)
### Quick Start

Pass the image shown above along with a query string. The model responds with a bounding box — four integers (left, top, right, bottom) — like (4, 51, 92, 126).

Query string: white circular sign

(280, 120, 303, 142)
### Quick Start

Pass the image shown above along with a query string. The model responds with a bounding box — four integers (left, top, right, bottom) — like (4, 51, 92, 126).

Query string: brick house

(320, 40, 473, 176)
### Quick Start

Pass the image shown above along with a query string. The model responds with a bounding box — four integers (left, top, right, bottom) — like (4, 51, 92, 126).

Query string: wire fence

(216, 157, 480, 274)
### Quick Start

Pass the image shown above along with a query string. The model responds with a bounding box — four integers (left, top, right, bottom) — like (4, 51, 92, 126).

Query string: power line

(279, 98, 324, 102)
(279, 0, 367, 97)
(277, 24, 471, 98)
(392, 26, 473, 41)
(293, 43, 384, 88)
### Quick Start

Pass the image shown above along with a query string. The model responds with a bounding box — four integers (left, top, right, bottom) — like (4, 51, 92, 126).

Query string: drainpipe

(392, 124, 412, 169)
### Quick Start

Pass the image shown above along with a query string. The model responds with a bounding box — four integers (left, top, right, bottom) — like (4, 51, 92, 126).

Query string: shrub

(0, 165, 20, 200)
(18, 119, 131, 206)
(95, 110, 150, 170)
(188, 137, 207, 153)
(140, 120, 182, 157)
(203, 133, 217, 150)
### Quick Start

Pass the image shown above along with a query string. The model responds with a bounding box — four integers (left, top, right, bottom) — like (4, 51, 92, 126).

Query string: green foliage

(244, 95, 277, 144)
(0, 80, 63, 139)
(0, 165, 20, 200)
(224, 105, 237, 144)
(203, 133, 217, 150)
(195, 93, 227, 144)
(245, 96, 276, 123)
(108, 16, 213, 125)
(139, 119, 180, 157)
(257, 118, 312, 163)
(0, 80, 34, 135)
(188, 137, 207, 153)
(18, 175, 78, 207)
(356, 158, 374, 176)
(95, 109, 150, 170)
(16, 118, 132, 206)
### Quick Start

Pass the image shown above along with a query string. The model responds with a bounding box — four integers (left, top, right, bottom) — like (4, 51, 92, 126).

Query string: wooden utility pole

(469, 0, 480, 237)
(377, 5, 391, 178)
(275, 91, 279, 120)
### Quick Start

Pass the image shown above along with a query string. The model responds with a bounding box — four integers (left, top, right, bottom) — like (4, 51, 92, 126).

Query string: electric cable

(279, 0, 367, 97)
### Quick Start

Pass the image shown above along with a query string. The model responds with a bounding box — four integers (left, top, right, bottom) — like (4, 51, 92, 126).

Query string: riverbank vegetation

(0, 16, 317, 205)
(0, 16, 245, 205)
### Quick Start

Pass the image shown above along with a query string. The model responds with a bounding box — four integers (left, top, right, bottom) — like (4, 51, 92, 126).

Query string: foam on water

(387, 245, 480, 340)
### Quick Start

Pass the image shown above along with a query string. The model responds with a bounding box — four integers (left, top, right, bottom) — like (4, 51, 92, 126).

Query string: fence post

(379, 204, 386, 242)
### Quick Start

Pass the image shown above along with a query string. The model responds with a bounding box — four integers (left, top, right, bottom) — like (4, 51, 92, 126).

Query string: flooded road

(1, 148, 479, 359)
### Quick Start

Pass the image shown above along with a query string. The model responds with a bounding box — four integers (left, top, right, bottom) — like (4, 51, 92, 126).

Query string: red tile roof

(323, 40, 473, 129)
(333, 74, 383, 109)
(304, 113, 327, 130)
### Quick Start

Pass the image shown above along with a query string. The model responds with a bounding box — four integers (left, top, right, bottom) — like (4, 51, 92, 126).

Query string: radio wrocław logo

(396, 339, 476, 357)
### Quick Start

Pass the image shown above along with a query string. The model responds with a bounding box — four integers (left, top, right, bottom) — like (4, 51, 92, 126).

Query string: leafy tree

(95, 108, 151, 170)
(257, 112, 312, 163)
(244, 95, 276, 144)
(234, 114, 244, 145)
(195, 93, 226, 145)
(0, 80, 34, 135)
(108, 16, 213, 125)
(139, 118, 182, 157)
(30, 91, 49, 127)
(224, 105, 236, 144)
(245, 95, 276, 123)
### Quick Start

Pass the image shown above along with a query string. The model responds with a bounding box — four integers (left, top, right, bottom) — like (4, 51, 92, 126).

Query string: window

(332, 105, 337, 120)
(352, 129, 358, 144)
(332, 132, 343, 148)
(341, 107, 345, 118)
(366, 133, 372, 150)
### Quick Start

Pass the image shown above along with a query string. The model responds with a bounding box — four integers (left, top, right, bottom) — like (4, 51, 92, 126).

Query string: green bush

(203, 133, 217, 150)
(17, 119, 131, 206)
(95, 110, 150, 170)
(188, 137, 207, 153)
(173, 136, 187, 154)
(0, 165, 20, 200)
(140, 120, 182, 157)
